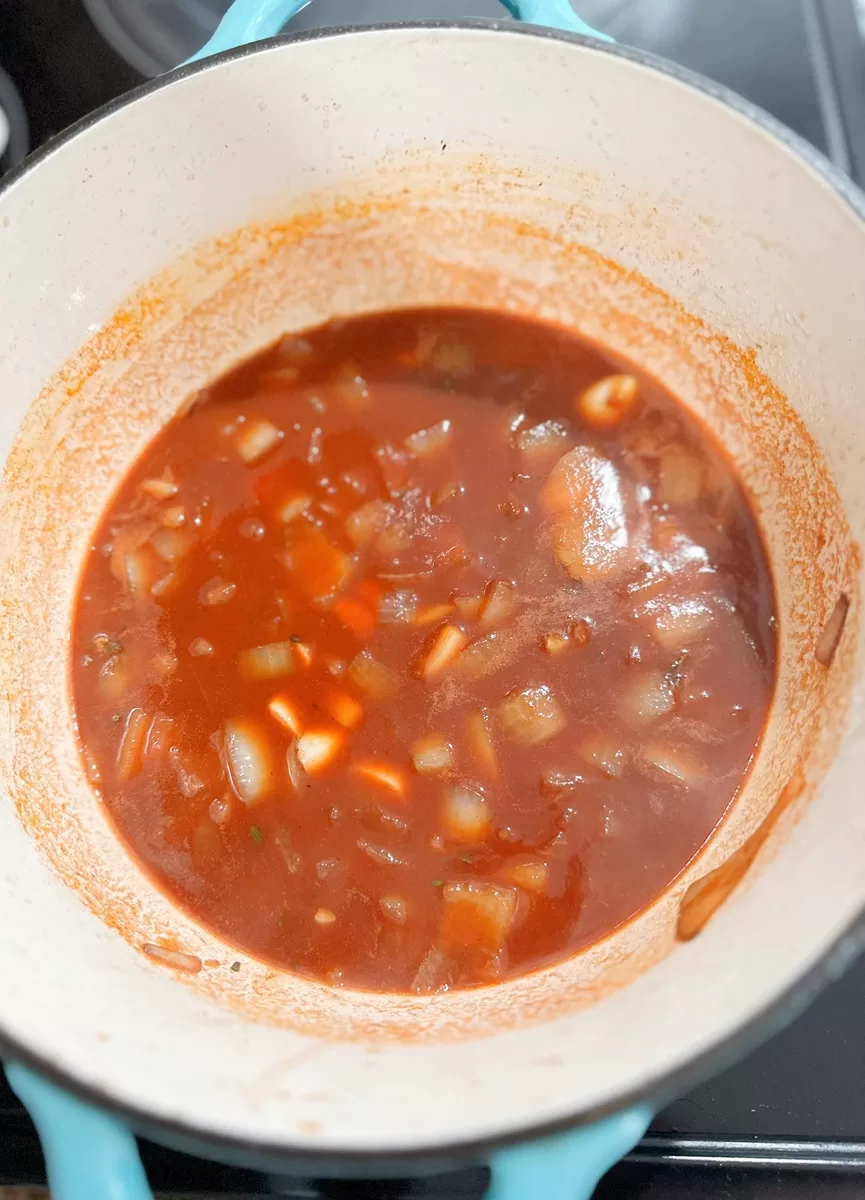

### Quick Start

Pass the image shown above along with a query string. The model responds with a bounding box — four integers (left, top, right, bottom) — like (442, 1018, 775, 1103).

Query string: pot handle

(187, 0, 612, 64)
(6, 1062, 152, 1200)
(486, 1107, 652, 1199)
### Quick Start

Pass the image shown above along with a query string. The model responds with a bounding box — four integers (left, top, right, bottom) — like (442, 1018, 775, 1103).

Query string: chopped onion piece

(411, 946, 451, 995)
(504, 858, 549, 894)
(236, 417, 284, 464)
(352, 760, 407, 798)
(142, 944, 202, 974)
(326, 690, 364, 729)
(465, 709, 498, 776)
(415, 624, 467, 680)
(99, 653, 134, 701)
(209, 797, 230, 825)
(656, 445, 705, 506)
(579, 733, 626, 778)
(411, 734, 453, 775)
(189, 637, 215, 657)
(358, 839, 408, 867)
(168, 745, 204, 797)
(225, 717, 274, 805)
(116, 708, 150, 781)
(345, 499, 389, 547)
(268, 693, 302, 738)
(121, 549, 159, 598)
(414, 601, 455, 625)
(315, 908, 337, 925)
(641, 742, 705, 787)
(379, 589, 418, 624)
(442, 784, 490, 842)
(293, 640, 314, 669)
(380, 894, 408, 925)
(153, 651, 177, 678)
(238, 641, 294, 680)
(198, 577, 237, 607)
(140, 475, 179, 500)
(517, 420, 571, 467)
(452, 592, 483, 619)
(498, 685, 565, 747)
(478, 579, 516, 628)
(144, 712, 174, 760)
(542, 445, 633, 581)
(456, 631, 513, 680)
(431, 342, 473, 373)
(652, 600, 713, 650)
(576, 374, 639, 429)
(151, 573, 175, 599)
(622, 670, 675, 727)
(542, 632, 569, 656)
(433, 480, 463, 507)
(440, 882, 518, 956)
(404, 419, 453, 458)
(349, 649, 398, 698)
(161, 505, 186, 529)
(376, 520, 412, 555)
(569, 619, 592, 647)
(296, 727, 346, 774)
(150, 528, 191, 565)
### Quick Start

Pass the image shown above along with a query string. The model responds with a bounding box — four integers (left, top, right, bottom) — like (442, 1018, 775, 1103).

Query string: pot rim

(2, 17, 865, 1167)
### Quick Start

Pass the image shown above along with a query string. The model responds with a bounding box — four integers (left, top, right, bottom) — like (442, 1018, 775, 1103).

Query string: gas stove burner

(0, 64, 28, 174)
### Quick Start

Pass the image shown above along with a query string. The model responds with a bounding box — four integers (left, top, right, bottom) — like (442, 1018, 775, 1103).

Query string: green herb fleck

(430, 879, 444, 888)
(230, 961, 241, 972)
(249, 825, 264, 846)
(106, 638, 123, 655)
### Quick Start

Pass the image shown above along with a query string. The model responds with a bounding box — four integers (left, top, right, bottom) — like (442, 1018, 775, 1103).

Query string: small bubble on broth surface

(71, 307, 776, 993)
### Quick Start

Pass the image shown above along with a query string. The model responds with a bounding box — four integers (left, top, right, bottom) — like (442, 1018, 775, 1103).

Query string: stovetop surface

(2, 0, 865, 1194)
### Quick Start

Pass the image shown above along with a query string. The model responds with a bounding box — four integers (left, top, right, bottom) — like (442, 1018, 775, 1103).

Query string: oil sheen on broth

(71, 308, 776, 994)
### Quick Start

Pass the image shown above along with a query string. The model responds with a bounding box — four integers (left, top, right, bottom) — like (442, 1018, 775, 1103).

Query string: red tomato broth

(71, 307, 776, 994)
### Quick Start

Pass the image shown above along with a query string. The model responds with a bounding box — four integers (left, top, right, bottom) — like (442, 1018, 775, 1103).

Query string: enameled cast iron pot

(1, 2, 864, 1197)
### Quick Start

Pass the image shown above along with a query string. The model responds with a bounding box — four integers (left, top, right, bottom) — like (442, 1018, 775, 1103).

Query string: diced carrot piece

(255, 458, 315, 519)
(286, 523, 353, 602)
(414, 601, 455, 625)
(296, 727, 346, 774)
(332, 595, 377, 641)
(117, 708, 150, 781)
(415, 624, 467, 680)
(352, 759, 407, 798)
(268, 694, 302, 738)
(326, 690, 364, 729)
(465, 709, 498, 776)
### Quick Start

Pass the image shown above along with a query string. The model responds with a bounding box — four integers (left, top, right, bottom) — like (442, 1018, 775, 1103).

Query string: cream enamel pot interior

(1, 16, 865, 1200)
